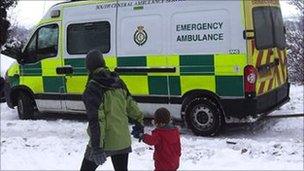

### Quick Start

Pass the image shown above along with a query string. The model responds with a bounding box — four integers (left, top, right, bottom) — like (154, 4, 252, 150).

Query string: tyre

(17, 91, 35, 120)
(185, 97, 223, 136)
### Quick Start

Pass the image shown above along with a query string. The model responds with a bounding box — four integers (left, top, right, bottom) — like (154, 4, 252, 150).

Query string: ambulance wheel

(185, 97, 222, 136)
(17, 92, 35, 120)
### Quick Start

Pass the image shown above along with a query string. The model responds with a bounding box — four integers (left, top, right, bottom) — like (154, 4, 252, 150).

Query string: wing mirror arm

(17, 56, 25, 65)
(1, 46, 24, 64)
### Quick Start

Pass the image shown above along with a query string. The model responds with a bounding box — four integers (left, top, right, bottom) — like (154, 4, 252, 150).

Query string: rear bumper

(220, 82, 290, 119)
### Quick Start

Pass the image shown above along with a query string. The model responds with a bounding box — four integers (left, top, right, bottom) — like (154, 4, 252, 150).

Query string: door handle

(56, 65, 73, 75)
(243, 29, 254, 40)
(274, 58, 280, 66)
(257, 58, 280, 74)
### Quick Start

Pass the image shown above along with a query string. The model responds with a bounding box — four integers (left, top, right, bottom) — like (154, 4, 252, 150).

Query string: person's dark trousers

(111, 153, 129, 171)
(80, 153, 129, 171)
(80, 158, 98, 171)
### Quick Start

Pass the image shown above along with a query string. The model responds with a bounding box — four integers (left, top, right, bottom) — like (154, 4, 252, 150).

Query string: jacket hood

(156, 126, 180, 145)
(86, 50, 106, 73)
(90, 68, 122, 89)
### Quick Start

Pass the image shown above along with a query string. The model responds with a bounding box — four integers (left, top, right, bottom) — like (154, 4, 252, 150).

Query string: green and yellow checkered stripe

(7, 54, 247, 97)
(7, 58, 65, 94)
(112, 54, 246, 97)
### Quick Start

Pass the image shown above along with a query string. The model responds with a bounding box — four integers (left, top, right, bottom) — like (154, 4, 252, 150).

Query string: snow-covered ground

(1, 84, 303, 170)
(0, 55, 303, 170)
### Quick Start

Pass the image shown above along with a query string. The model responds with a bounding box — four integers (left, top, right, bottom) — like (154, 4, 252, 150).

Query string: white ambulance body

(3, 0, 289, 136)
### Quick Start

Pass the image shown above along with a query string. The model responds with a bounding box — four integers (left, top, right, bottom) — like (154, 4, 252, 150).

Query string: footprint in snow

(6, 122, 17, 127)
(133, 147, 151, 155)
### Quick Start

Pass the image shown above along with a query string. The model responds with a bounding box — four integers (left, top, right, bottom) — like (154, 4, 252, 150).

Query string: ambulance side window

(23, 24, 59, 63)
(67, 21, 111, 54)
(25, 34, 37, 57)
(37, 24, 59, 58)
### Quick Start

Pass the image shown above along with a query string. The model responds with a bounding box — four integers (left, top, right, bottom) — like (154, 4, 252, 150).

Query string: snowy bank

(0, 54, 15, 77)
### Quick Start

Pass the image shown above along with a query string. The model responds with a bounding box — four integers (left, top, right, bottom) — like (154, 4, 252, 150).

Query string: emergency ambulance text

(176, 22, 223, 31)
(176, 22, 224, 42)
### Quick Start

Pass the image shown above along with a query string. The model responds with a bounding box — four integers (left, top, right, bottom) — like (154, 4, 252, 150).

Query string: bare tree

(0, 0, 17, 48)
(289, 0, 304, 10)
(286, 0, 304, 84)
(4, 21, 31, 51)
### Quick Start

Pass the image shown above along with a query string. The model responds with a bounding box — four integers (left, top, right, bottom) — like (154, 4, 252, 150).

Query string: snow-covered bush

(4, 25, 30, 51)
(286, 0, 304, 84)
(0, 0, 17, 48)
(285, 19, 304, 85)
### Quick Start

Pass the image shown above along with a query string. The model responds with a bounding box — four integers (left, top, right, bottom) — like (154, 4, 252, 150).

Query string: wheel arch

(10, 85, 36, 107)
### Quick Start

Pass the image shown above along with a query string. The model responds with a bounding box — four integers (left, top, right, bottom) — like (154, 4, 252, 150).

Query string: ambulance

(2, 0, 290, 136)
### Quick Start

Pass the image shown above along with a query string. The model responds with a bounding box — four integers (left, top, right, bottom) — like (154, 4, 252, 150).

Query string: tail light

(244, 65, 257, 98)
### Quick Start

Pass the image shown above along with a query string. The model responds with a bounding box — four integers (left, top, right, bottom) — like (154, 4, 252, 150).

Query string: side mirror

(1, 46, 23, 62)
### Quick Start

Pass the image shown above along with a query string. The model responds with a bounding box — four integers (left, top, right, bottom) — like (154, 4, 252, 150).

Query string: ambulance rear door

(244, 0, 287, 97)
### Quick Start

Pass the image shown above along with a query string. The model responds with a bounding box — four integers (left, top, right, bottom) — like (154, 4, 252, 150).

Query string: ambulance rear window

(253, 7, 286, 50)
(272, 8, 286, 49)
(67, 21, 110, 54)
(253, 7, 273, 49)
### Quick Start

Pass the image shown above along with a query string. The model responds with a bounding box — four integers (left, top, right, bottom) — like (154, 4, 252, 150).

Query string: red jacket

(143, 126, 181, 171)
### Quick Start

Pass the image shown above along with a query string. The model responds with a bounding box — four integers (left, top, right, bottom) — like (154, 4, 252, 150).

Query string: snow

(0, 57, 303, 170)
(0, 54, 15, 77)
(272, 85, 304, 116)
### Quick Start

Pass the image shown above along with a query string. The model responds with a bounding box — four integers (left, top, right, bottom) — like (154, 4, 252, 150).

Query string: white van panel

(138, 103, 182, 120)
(36, 99, 62, 111)
(171, 9, 230, 54)
(119, 15, 163, 55)
(116, 0, 245, 55)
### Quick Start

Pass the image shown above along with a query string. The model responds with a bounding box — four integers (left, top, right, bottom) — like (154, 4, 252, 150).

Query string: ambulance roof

(41, 0, 113, 22)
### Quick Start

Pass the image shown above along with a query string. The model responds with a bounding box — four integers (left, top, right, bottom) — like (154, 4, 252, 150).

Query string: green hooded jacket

(82, 68, 143, 153)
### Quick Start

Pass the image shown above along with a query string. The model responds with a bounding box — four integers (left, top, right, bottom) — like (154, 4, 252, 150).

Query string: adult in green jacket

(80, 50, 144, 171)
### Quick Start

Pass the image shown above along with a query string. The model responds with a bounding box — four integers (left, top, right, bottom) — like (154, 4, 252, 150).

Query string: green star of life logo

(134, 26, 148, 46)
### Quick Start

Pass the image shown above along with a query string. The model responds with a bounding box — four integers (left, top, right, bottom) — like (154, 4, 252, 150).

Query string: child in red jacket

(142, 108, 181, 171)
